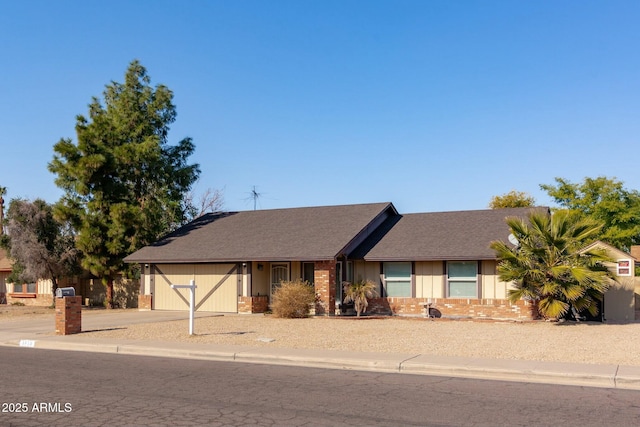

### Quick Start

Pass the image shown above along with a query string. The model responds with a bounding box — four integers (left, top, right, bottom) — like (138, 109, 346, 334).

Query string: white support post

(170, 279, 197, 335)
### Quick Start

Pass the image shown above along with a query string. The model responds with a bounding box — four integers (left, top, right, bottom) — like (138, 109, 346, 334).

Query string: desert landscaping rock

(80, 314, 640, 366)
(4, 306, 639, 366)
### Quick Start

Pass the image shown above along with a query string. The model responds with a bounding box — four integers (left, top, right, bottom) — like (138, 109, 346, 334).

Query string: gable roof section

(125, 202, 396, 263)
(581, 240, 636, 261)
(352, 207, 547, 261)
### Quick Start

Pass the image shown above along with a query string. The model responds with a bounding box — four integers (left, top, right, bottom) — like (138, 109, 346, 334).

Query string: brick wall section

(238, 296, 269, 313)
(7, 294, 53, 307)
(138, 295, 152, 311)
(314, 261, 336, 316)
(367, 297, 537, 320)
(55, 296, 82, 335)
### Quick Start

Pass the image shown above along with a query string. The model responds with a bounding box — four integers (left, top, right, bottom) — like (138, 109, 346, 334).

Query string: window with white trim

(447, 261, 478, 298)
(270, 263, 289, 297)
(616, 259, 632, 277)
(383, 262, 412, 297)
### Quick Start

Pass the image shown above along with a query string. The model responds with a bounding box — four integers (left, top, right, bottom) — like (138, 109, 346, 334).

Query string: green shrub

(271, 279, 315, 318)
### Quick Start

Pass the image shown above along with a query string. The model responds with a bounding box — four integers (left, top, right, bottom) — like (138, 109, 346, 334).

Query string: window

(12, 283, 36, 294)
(383, 262, 412, 297)
(302, 262, 315, 284)
(336, 261, 353, 304)
(447, 261, 478, 298)
(617, 259, 633, 277)
(270, 263, 289, 297)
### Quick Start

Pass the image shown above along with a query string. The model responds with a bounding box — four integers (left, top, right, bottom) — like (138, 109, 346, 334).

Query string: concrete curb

(234, 347, 412, 373)
(400, 354, 619, 388)
(614, 365, 640, 390)
(5, 338, 640, 390)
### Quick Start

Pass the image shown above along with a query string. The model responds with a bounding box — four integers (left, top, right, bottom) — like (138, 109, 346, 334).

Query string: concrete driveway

(0, 309, 221, 340)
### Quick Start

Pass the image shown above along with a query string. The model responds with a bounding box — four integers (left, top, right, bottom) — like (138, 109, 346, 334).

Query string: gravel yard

(0, 305, 54, 319)
(81, 313, 640, 366)
(3, 306, 639, 366)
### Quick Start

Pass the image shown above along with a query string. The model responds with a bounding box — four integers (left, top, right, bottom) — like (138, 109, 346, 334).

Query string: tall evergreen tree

(49, 60, 200, 307)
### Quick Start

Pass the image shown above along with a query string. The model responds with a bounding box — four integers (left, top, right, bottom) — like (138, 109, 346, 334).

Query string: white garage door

(152, 264, 239, 312)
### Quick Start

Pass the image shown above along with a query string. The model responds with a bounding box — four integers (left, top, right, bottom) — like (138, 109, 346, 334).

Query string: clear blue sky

(1, 0, 639, 214)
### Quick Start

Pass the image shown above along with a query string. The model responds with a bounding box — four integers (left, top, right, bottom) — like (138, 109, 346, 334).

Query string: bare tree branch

(184, 187, 225, 222)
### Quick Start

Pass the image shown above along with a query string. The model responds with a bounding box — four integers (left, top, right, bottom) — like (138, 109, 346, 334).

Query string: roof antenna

(249, 186, 261, 211)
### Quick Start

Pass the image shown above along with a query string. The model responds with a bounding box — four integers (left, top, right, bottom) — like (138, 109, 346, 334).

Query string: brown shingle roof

(352, 207, 548, 261)
(125, 202, 396, 263)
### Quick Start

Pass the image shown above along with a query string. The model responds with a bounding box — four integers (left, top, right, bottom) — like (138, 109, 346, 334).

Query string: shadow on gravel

(196, 330, 256, 336)
(80, 327, 128, 333)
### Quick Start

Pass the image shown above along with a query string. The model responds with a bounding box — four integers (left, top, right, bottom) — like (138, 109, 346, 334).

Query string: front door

(270, 263, 289, 297)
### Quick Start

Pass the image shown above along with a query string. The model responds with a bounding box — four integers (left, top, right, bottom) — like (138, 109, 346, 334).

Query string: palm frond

(538, 296, 570, 319)
(493, 208, 613, 320)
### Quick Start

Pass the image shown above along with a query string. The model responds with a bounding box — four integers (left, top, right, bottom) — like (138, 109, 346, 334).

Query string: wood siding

(415, 261, 444, 298)
(352, 260, 380, 286)
(0, 271, 9, 294)
(152, 264, 238, 312)
(356, 260, 509, 299)
(251, 262, 270, 297)
(480, 260, 510, 299)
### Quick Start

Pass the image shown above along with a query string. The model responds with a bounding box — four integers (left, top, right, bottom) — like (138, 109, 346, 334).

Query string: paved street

(2, 346, 640, 427)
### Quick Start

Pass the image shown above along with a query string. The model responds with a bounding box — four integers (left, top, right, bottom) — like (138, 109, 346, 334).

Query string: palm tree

(490, 210, 614, 320)
(342, 280, 378, 317)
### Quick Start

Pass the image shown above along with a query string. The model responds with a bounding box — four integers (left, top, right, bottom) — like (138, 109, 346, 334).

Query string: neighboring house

(0, 248, 103, 307)
(634, 247, 640, 321)
(0, 249, 11, 304)
(580, 241, 638, 323)
(124, 202, 639, 321)
(0, 248, 53, 306)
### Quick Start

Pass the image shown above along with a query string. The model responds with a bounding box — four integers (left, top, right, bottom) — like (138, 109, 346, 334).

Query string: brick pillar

(314, 261, 336, 316)
(238, 295, 269, 313)
(55, 296, 82, 335)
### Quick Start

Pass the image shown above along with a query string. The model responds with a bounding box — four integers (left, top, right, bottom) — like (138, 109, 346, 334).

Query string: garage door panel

(153, 264, 237, 312)
(153, 265, 194, 311)
(194, 264, 238, 312)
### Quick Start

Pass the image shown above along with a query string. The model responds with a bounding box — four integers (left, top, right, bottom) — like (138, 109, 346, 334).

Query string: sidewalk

(2, 310, 640, 390)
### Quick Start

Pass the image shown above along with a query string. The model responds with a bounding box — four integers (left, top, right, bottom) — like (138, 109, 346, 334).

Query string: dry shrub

(271, 279, 315, 318)
(343, 279, 378, 316)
